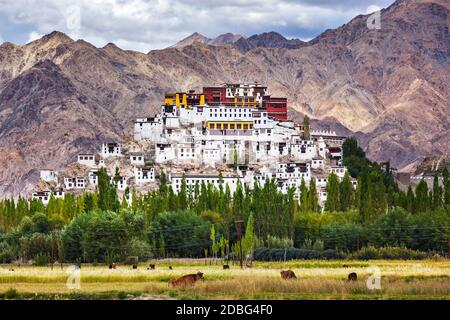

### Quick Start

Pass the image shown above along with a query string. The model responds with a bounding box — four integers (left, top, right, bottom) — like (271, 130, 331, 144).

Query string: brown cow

(147, 264, 156, 270)
(280, 270, 297, 280)
(223, 265, 230, 270)
(132, 264, 138, 270)
(169, 272, 204, 287)
(109, 263, 117, 269)
(348, 272, 358, 282)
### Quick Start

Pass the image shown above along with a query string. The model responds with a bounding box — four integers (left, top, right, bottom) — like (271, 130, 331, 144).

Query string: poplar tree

(178, 174, 188, 210)
(370, 171, 387, 216)
(308, 178, 320, 212)
(84, 193, 94, 213)
(242, 213, 256, 258)
(303, 115, 310, 140)
(443, 167, 450, 206)
(432, 173, 442, 209)
(98, 167, 111, 211)
(299, 178, 309, 212)
(159, 170, 168, 194)
(415, 179, 429, 213)
(406, 186, 415, 213)
(339, 171, 354, 211)
(325, 173, 340, 212)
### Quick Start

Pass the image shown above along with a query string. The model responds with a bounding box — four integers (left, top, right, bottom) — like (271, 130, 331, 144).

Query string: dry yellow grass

(0, 260, 449, 299)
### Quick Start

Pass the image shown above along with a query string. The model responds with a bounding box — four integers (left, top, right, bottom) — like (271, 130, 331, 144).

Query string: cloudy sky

(0, 0, 395, 52)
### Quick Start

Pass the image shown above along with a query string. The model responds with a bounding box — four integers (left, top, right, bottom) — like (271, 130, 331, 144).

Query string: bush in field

(369, 207, 414, 248)
(81, 211, 129, 262)
(409, 210, 450, 253)
(126, 238, 153, 261)
(31, 213, 50, 234)
(264, 235, 294, 249)
(33, 253, 49, 266)
(149, 210, 210, 258)
(351, 246, 428, 260)
(323, 223, 365, 252)
(253, 248, 344, 261)
(62, 214, 90, 262)
(351, 246, 381, 260)
(0, 242, 15, 263)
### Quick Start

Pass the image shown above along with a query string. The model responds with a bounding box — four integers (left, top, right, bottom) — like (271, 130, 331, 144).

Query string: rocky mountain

(209, 33, 245, 46)
(233, 32, 306, 52)
(0, 0, 449, 198)
(171, 31, 304, 51)
(171, 32, 244, 48)
(170, 32, 211, 48)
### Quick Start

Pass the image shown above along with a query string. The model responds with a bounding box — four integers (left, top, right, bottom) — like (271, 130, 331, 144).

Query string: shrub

(351, 246, 380, 260)
(265, 235, 294, 249)
(31, 213, 50, 234)
(126, 238, 153, 261)
(351, 246, 429, 260)
(253, 247, 343, 261)
(0, 242, 15, 263)
(34, 254, 50, 266)
(149, 210, 210, 258)
(3, 288, 19, 300)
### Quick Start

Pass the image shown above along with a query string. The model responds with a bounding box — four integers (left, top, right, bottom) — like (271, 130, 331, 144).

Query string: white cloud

(0, 0, 395, 51)
(366, 5, 382, 14)
(27, 31, 44, 43)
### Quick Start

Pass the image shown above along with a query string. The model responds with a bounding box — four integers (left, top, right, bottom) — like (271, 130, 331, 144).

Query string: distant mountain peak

(209, 33, 245, 45)
(41, 31, 74, 43)
(171, 32, 211, 48)
(233, 31, 305, 52)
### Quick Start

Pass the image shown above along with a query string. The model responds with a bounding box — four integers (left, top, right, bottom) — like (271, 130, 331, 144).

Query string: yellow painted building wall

(205, 121, 254, 130)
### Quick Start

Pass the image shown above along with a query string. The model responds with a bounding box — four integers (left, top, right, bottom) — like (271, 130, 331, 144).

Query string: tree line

(0, 138, 449, 263)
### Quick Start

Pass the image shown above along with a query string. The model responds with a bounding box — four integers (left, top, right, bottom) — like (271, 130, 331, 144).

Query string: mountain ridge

(0, 0, 448, 198)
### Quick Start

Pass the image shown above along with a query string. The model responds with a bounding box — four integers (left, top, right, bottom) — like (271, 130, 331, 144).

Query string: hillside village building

(40, 170, 58, 183)
(33, 83, 353, 208)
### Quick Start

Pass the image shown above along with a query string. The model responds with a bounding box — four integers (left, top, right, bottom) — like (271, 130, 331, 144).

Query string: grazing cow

(342, 264, 350, 268)
(8, 268, 14, 272)
(223, 265, 230, 270)
(147, 264, 156, 270)
(169, 272, 204, 287)
(169, 266, 173, 270)
(280, 270, 297, 280)
(109, 263, 117, 269)
(348, 272, 358, 282)
(132, 264, 138, 270)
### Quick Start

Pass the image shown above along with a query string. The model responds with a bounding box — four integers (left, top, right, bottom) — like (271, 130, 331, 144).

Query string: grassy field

(1, 259, 450, 300)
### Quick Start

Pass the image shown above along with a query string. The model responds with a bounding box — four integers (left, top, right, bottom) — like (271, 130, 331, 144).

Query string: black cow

(348, 272, 358, 282)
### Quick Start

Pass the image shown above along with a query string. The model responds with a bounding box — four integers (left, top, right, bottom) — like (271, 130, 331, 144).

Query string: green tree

(415, 179, 429, 213)
(443, 167, 450, 206)
(325, 173, 340, 212)
(98, 168, 111, 211)
(308, 179, 320, 212)
(432, 173, 443, 210)
(299, 178, 309, 213)
(302, 115, 310, 140)
(178, 174, 188, 210)
(339, 171, 354, 211)
(242, 213, 256, 258)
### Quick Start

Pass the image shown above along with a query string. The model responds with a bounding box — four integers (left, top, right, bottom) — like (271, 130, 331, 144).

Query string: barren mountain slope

(0, 0, 448, 197)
